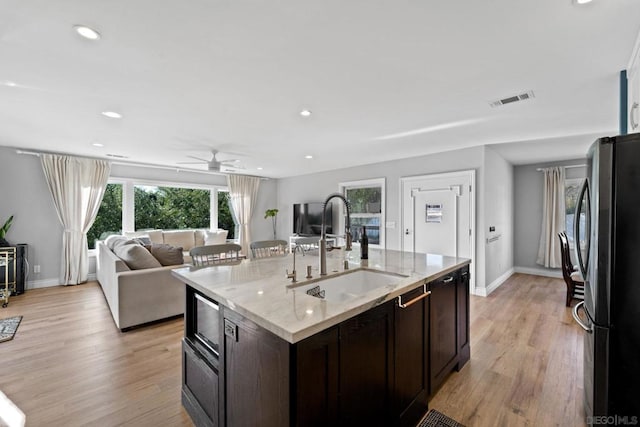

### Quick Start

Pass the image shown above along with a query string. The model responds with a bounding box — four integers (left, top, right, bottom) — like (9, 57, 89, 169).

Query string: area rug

(418, 409, 465, 427)
(0, 316, 22, 343)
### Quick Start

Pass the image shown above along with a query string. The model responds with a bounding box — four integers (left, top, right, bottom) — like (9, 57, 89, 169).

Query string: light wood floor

(0, 274, 585, 427)
(430, 273, 586, 427)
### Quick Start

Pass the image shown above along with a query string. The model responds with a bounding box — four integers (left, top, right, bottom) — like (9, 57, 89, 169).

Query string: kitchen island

(173, 248, 470, 427)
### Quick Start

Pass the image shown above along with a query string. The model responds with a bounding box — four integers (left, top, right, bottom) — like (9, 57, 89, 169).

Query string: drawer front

(183, 339, 219, 426)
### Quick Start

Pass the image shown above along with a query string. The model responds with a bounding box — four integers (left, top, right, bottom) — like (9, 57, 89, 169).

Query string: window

(565, 178, 583, 244)
(134, 185, 210, 231)
(217, 190, 236, 240)
(88, 179, 236, 249)
(87, 183, 123, 249)
(339, 178, 385, 248)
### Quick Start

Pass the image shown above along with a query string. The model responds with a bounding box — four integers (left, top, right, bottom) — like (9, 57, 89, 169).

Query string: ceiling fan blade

(186, 155, 211, 162)
(220, 159, 240, 164)
(177, 161, 208, 165)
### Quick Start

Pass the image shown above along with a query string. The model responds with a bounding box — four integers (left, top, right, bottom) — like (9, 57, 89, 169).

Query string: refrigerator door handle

(574, 178, 589, 279)
(572, 301, 593, 333)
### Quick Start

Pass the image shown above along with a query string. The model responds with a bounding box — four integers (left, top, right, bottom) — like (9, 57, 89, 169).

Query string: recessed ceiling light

(5, 81, 17, 87)
(300, 110, 312, 117)
(92, 142, 104, 147)
(305, 155, 313, 159)
(101, 111, 122, 119)
(574, 0, 593, 4)
(74, 25, 101, 40)
(257, 167, 263, 170)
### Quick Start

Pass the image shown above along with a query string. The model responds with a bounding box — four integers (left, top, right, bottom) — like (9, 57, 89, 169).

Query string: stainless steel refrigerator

(573, 133, 640, 425)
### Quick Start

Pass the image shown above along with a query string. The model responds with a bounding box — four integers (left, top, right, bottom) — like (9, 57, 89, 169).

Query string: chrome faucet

(319, 193, 352, 276)
(286, 245, 303, 283)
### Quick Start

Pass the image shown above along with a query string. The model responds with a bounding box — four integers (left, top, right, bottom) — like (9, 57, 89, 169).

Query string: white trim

(27, 278, 61, 289)
(399, 169, 476, 292)
(513, 266, 562, 278)
(474, 267, 514, 297)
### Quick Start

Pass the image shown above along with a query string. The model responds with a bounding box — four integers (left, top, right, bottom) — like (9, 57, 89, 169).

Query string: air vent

(489, 91, 535, 108)
(106, 153, 129, 159)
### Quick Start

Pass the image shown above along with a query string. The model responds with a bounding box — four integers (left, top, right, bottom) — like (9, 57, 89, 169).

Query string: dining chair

(190, 243, 243, 267)
(558, 232, 585, 307)
(250, 240, 288, 258)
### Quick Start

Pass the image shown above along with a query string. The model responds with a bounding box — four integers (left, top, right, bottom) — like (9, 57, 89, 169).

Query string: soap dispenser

(360, 226, 368, 260)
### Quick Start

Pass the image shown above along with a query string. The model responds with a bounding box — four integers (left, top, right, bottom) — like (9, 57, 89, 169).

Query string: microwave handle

(195, 293, 219, 311)
(574, 178, 589, 279)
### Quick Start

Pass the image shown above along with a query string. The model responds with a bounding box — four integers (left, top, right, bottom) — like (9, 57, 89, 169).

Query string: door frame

(399, 170, 476, 292)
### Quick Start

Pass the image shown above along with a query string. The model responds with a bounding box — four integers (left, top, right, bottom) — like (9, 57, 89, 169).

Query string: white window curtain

(41, 154, 111, 285)
(536, 166, 566, 268)
(227, 175, 260, 258)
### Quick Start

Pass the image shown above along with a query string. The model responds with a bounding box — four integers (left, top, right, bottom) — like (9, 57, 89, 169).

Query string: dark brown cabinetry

(394, 284, 430, 427)
(182, 264, 470, 427)
(339, 302, 394, 426)
(223, 309, 290, 427)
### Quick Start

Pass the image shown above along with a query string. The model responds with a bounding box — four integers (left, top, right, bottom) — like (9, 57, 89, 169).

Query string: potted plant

(264, 209, 279, 240)
(0, 215, 14, 248)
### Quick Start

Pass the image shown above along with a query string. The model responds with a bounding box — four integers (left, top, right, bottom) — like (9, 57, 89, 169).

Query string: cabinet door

(294, 326, 339, 427)
(394, 284, 430, 427)
(457, 267, 470, 368)
(223, 310, 290, 427)
(339, 302, 394, 427)
(182, 339, 218, 427)
(429, 272, 458, 395)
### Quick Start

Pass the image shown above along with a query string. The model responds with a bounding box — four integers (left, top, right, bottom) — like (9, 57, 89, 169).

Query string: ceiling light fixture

(574, 0, 593, 4)
(101, 111, 122, 119)
(300, 110, 312, 117)
(92, 142, 104, 147)
(5, 81, 17, 87)
(74, 25, 101, 40)
(305, 155, 313, 159)
(257, 167, 263, 170)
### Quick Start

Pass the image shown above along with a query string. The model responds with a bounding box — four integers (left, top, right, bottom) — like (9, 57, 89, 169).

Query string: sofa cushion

(195, 230, 206, 247)
(105, 235, 136, 250)
(113, 243, 162, 270)
(204, 229, 228, 245)
(150, 243, 185, 266)
(163, 230, 196, 250)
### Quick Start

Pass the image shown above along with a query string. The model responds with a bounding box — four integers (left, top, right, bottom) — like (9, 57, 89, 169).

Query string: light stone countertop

(172, 248, 470, 343)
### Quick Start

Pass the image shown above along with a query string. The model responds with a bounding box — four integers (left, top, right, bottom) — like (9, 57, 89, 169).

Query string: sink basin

(292, 269, 407, 303)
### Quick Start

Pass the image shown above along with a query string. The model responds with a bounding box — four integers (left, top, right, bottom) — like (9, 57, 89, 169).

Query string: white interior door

(401, 171, 475, 288)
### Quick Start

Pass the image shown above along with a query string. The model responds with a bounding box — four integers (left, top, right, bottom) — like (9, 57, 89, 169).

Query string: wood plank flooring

(0, 273, 585, 426)
(430, 273, 586, 427)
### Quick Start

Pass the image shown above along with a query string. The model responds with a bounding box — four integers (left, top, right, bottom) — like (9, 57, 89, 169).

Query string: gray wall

(0, 147, 277, 287)
(0, 147, 62, 286)
(276, 145, 515, 293)
(514, 158, 587, 272)
(483, 146, 514, 288)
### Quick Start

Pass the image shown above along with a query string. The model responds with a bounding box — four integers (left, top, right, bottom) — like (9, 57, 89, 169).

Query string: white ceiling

(1, 0, 639, 178)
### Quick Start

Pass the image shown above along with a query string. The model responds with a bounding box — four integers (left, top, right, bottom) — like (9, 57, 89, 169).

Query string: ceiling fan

(177, 150, 244, 172)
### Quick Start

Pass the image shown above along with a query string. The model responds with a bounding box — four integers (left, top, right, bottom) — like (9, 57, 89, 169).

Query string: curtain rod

(536, 164, 586, 172)
(15, 149, 269, 180)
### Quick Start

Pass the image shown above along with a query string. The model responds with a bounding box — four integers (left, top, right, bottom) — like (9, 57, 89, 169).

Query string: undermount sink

(291, 269, 408, 303)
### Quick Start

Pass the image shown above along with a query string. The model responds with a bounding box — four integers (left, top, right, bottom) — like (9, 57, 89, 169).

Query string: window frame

(90, 176, 234, 242)
(564, 177, 583, 248)
(338, 177, 386, 249)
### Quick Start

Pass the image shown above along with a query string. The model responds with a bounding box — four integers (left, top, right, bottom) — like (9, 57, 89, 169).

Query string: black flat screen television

(293, 202, 332, 236)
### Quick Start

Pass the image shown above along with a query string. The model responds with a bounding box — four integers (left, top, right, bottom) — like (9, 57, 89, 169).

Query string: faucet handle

(345, 231, 353, 251)
(286, 269, 297, 283)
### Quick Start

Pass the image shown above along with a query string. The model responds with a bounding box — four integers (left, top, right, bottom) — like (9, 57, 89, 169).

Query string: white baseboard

(27, 273, 98, 290)
(27, 278, 61, 289)
(474, 267, 514, 297)
(513, 266, 562, 279)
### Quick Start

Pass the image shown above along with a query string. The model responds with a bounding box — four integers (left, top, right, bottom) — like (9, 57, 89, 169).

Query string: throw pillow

(204, 229, 228, 245)
(105, 235, 136, 250)
(150, 243, 184, 266)
(113, 243, 162, 270)
(132, 237, 152, 250)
